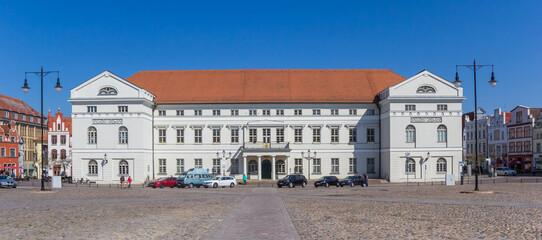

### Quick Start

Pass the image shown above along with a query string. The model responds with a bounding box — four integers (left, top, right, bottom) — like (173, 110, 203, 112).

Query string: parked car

(203, 176, 236, 188)
(151, 177, 177, 188)
(339, 175, 364, 187)
(277, 174, 307, 188)
(176, 168, 211, 188)
(495, 167, 517, 176)
(0, 175, 17, 188)
(314, 176, 340, 188)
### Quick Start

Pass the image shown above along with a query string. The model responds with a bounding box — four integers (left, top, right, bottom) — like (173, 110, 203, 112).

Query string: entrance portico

(242, 154, 289, 180)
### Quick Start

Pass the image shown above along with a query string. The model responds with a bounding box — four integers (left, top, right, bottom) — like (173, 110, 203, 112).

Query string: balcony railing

(243, 142, 290, 151)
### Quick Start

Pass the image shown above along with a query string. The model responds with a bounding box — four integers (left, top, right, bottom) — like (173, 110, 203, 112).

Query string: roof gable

(383, 70, 463, 98)
(70, 71, 155, 100)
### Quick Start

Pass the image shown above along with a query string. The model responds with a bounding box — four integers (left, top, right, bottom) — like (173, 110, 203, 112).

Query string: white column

(257, 156, 262, 180)
(272, 156, 276, 180)
(243, 156, 247, 176)
(286, 156, 290, 175)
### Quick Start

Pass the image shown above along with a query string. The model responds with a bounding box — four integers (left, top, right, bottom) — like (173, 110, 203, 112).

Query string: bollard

(431, 181, 433, 186)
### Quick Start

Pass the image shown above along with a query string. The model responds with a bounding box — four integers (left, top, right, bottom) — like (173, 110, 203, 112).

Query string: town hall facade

(69, 69, 464, 183)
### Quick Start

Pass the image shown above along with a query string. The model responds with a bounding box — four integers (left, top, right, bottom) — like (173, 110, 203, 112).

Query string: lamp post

(216, 150, 232, 176)
(454, 60, 497, 191)
(301, 150, 316, 180)
(22, 67, 62, 191)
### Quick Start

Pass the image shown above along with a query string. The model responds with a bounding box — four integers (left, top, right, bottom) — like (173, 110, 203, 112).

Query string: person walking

(363, 173, 368, 187)
(243, 174, 247, 185)
(127, 176, 132, 188)
(120, 174, 125, 189)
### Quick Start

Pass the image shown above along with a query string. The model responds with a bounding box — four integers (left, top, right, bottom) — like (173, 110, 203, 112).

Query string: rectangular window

(231, 159, 239, 174)
(263, 129, 271, 143)
(60, 135, 66, 145)
(118, 106, 128, 112)
(517, 127, 523, 138)
(213, 110, 221, 116)
(525, 126, 531, 137)
(22, 115, 26, 120)
(312, 109, 321, 115)
(0, 136, 2, 142)
(194, 128, 202, 143)
(276, 128, 284, 143)
(194, 110, 202, 116)
(537, 143, 541, 153)
(3, 111, 8, 117)
(437, 104, 448, 111)
(349, 158, 357, 173)
(366, 109, 375, 115)
(494, 130, 500, 140)
(13, 113, 18, 119)
(212, 159, 221, 174)
(516, 112, 522, 123)
(249, 110, 257, 116)
(176, 159, 184, 173)
(231, 128, 239, 143)
(331, 128, 339, 143)
(405, 105, 416, 111)
(10, 137, 14, 143)
(194, 159, 202, 168)
(0, 148, 4, 157)
(349, 128, 357, 143)
(509, 128, 515, 139)
(52, 136, 58, 145)
(158, 129, 166, 143)
(294, 158, 303, 173)
(212, 128, 221, 143)
(87, 106, 97, 113)
(262, 110, 270, 116)
(276, 109, 284, 116)
(176, 110, 184, 116)
(294, 109, 302, 116)
(294, 128, 303, 143)
(509, 142, 515, 153)
(231, 110, 239, 116)
(525, 141, 531, 152)
(249, 129, 257, 143)
(349, 109, 357, 115)
(176, 129, 184, 143)
(367, 128, 375, 143)
(158, 110, 166, 116)
(331, 109, 339, 116)
(331, 158, 339, 173)
(159, 159, 167, 174)
(517, 142, 523, 152)
(312, 128, 321, 143)
(313, 158, 321, 173)
(367, 158, 375, 173)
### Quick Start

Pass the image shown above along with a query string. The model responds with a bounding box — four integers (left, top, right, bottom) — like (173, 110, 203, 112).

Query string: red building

(0, 121, 21, 176)
(507, 106, 541, 172)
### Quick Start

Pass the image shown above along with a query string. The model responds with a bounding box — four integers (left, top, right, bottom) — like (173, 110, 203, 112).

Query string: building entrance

(262, 159, 272, 179)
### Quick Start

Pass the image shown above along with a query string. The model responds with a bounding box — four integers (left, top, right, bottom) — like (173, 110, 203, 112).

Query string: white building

(488, 108, 510, 167)
(70, 69, 464, 183)
(462, 108, 489, 169)
(47, 109, 72, 177)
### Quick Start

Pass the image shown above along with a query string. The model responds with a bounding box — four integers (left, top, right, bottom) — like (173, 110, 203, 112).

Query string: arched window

(88, 160, 98, 175)
(51, 149, 58, 160)
(406, 159, 415, 173)
(416, 86, 436, 93)
(98, 87, 118, 95)
(437, 125, 447, 143)
(88, 127, 97, 144)
(436, 158, 447, 173)
(118, 126, 128, 144)
(119, 160, 129, 175)
(406, 125, 416, 143)
(248, 160, 258, 173)
(276, 160, 285, 174)
(60, 149, 67, 160)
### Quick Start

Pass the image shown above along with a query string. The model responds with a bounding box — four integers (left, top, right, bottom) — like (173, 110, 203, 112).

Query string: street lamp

(454, 60, 497, 191)
(216, 150, 232, 176)
(301, 150, 316, 180)
(22, 67, 62, 191)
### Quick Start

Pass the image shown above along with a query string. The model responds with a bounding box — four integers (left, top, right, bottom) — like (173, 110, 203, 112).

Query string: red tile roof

(125, 69, 406, 103)
(0, 94, 42, 124)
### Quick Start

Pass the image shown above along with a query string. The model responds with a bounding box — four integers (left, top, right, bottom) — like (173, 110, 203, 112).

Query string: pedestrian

(127, 176, 132, 188)
(120, 174, 125, 189)
(11, 172, 15, 179)
(243, 174, 247, 185)
(363, 173, 368, 187)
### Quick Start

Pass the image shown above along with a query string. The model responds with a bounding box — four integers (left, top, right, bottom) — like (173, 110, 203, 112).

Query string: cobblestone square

(1, 182, 541, 239)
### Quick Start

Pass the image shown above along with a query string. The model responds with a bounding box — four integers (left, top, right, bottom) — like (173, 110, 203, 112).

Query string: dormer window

(98, 87, 118, 95)
(416, 86, 436, 93)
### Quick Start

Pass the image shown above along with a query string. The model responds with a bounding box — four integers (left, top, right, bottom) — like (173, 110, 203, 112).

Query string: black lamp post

(22, 67, 62, 191)
(454, 60, 497, 191)
(216, 150, 232, 176)
(301, 150, 316, 180)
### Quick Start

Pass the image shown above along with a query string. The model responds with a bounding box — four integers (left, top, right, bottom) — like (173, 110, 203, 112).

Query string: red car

(152, 177, 177, 188)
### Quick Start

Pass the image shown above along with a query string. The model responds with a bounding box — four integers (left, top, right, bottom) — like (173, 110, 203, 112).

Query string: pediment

(386, 70, 462, 98)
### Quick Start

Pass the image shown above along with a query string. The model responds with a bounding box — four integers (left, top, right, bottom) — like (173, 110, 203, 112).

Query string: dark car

(314, 176, 340, 188)
(277, 174, 307, 188)
(339, 175, 364, 187)
(0, 175, 17, 188)
(151, 177, 177, 188)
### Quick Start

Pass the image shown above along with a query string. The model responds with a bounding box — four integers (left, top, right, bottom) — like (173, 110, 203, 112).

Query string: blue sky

(1, 1, 540, 116)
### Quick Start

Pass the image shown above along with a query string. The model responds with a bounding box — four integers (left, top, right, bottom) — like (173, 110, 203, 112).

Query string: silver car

(495, 167, 517, 176)
(0, 175, 17, 188)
